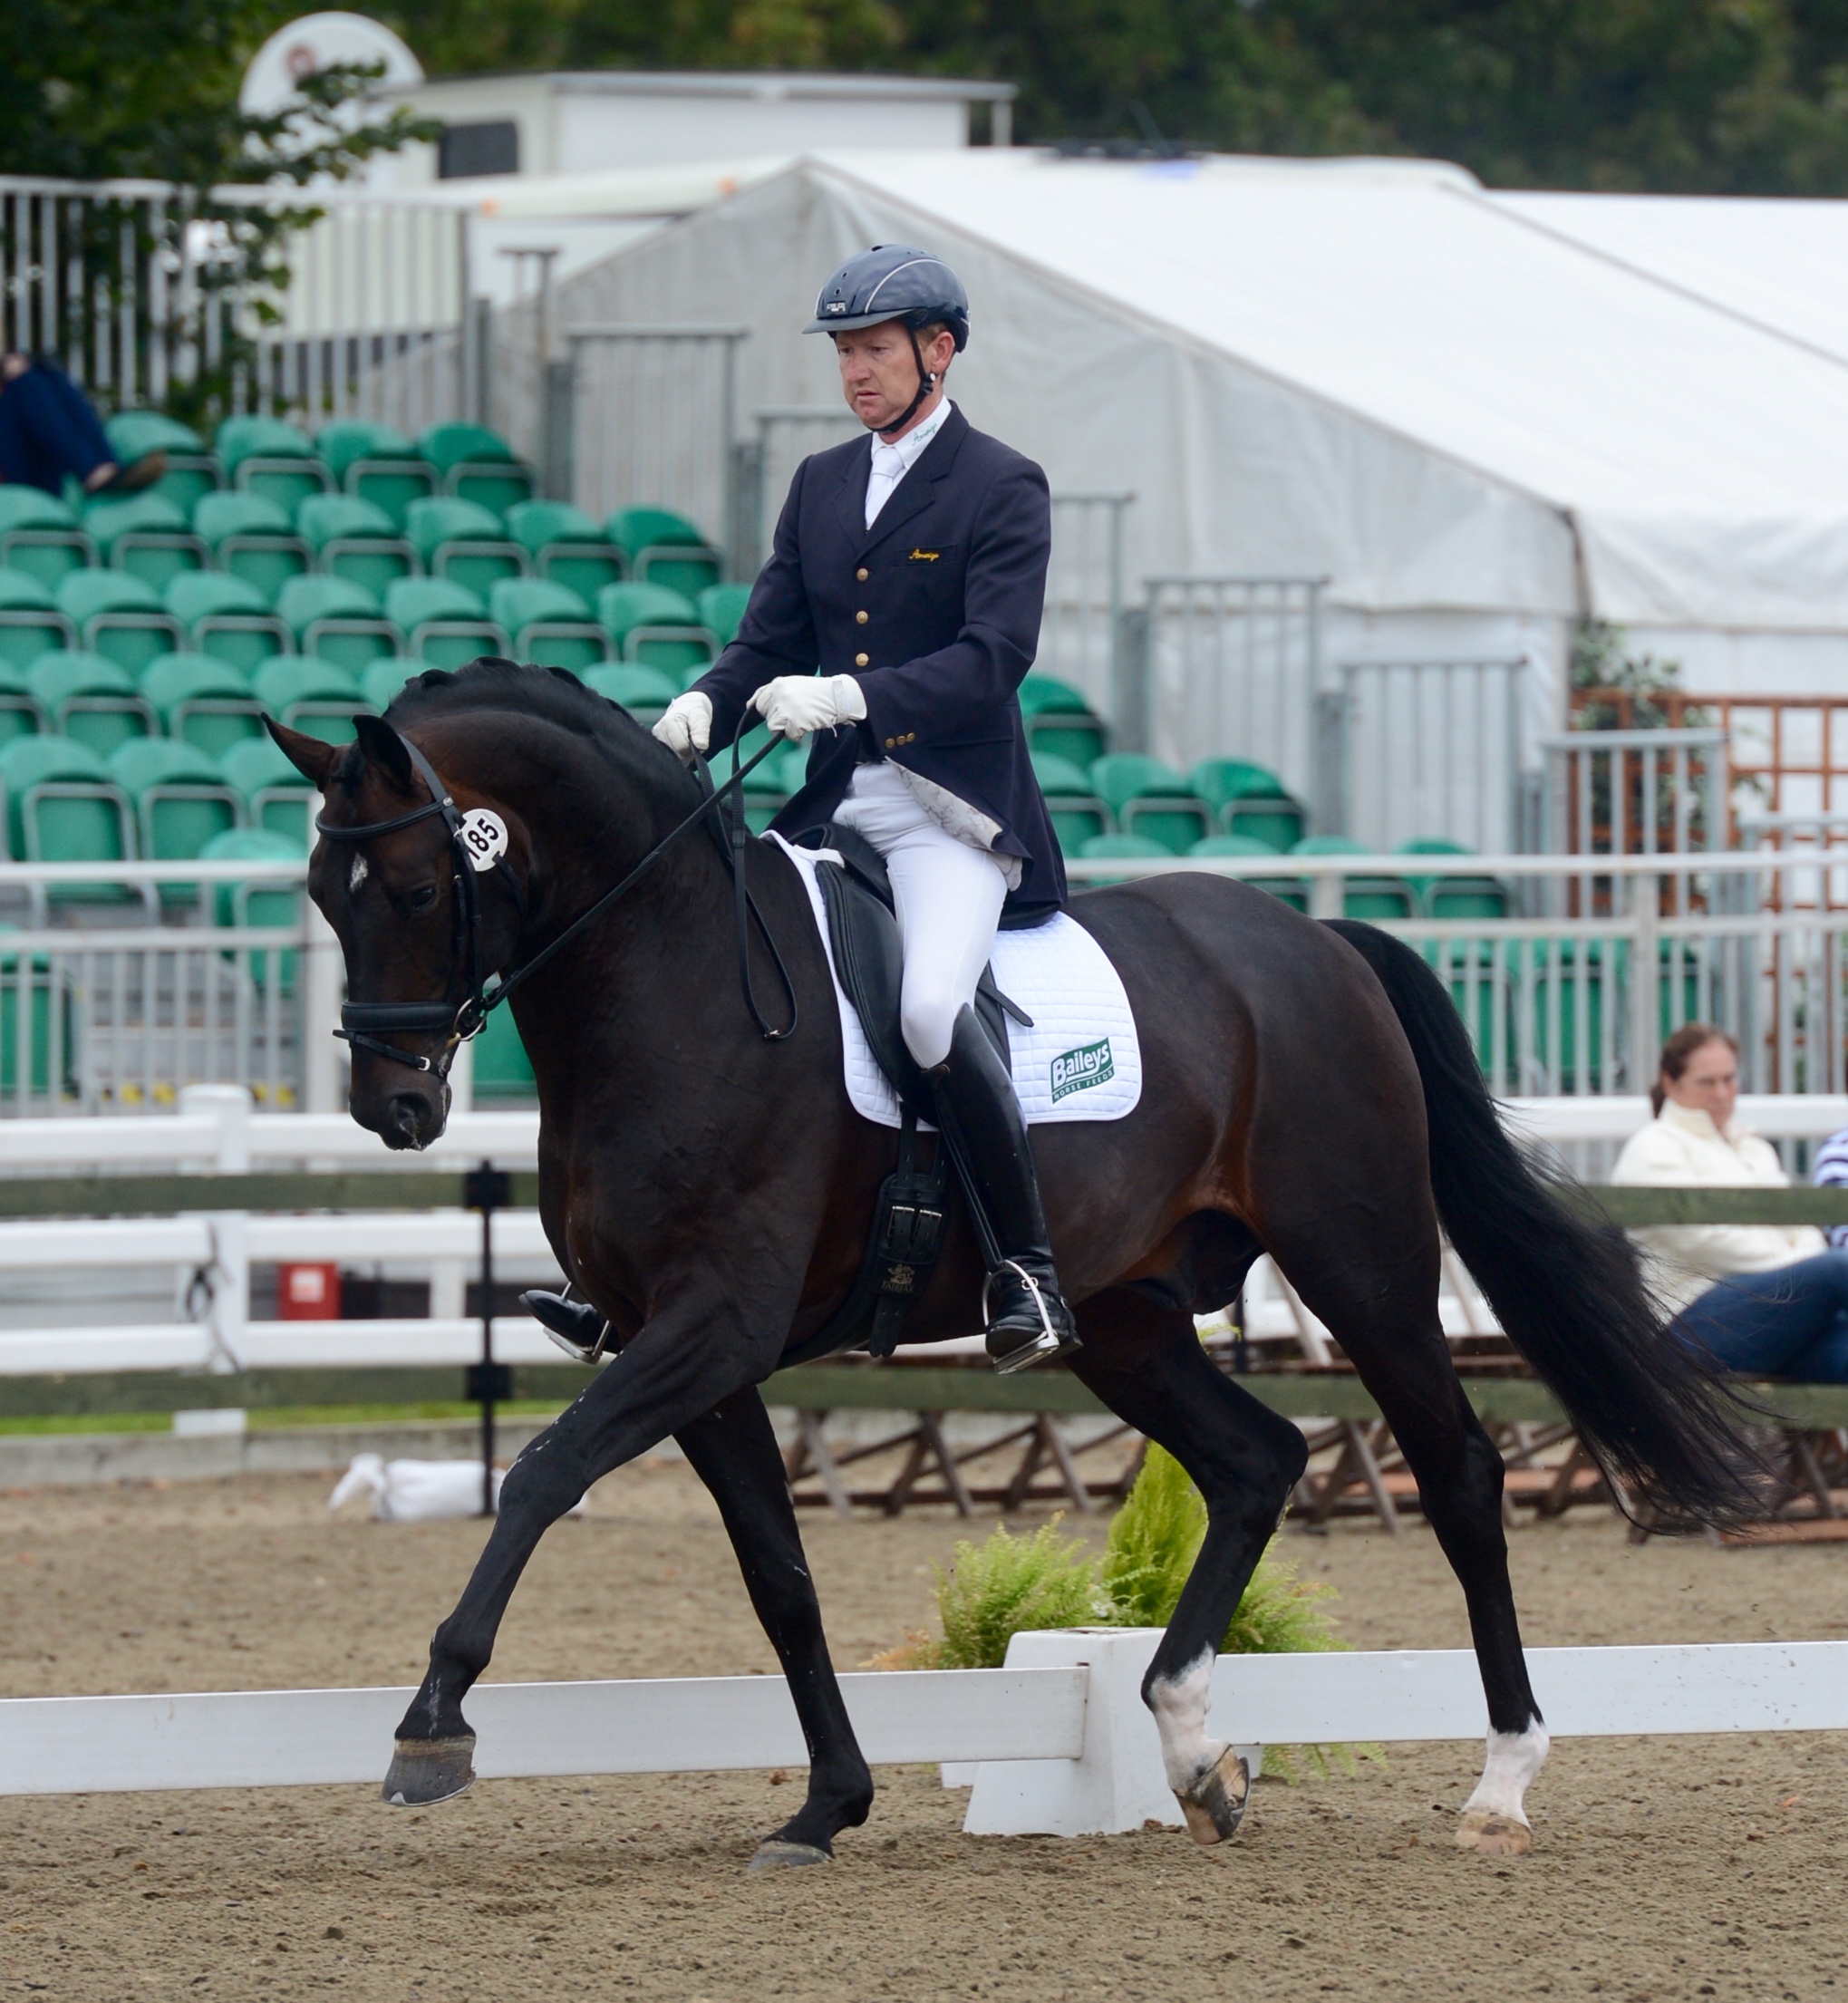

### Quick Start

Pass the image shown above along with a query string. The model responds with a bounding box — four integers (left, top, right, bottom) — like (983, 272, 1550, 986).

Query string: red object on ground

(278, 1263, 342, 1321)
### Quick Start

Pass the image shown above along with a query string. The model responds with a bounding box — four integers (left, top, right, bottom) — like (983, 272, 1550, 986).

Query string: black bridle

(315, 727, 796, 1078)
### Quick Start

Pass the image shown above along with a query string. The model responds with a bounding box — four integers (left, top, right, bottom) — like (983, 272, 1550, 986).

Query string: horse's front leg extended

(382, 1299, 780, 1806)
(674, 1387, 874, 1867)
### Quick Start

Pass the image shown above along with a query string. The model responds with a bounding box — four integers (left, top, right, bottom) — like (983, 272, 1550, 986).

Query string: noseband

(314, 726, 794, 1078)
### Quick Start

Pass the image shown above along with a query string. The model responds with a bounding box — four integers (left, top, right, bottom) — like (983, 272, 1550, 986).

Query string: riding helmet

(804, 246, 971, 351)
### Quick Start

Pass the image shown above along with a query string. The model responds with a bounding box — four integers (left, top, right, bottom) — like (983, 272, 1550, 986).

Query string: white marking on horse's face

(1146, 1645, 1227, 1794)
(1461, 1722, 1551, 1827)
(349, 853, 369, 895)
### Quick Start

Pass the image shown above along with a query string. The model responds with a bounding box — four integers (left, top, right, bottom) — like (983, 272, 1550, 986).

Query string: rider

(527, 246, 1079, 1372)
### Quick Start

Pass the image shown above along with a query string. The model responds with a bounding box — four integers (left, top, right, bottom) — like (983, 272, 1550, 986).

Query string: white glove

(749, 673, 868, 742)
(652, 691, 712, 762)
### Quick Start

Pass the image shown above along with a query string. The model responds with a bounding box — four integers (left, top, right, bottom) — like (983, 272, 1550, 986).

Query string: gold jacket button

(856, 566, 868, 582)
(855, 652, 869, 667)
(855, 610, 868, 624)
(884, 737, 895, 749)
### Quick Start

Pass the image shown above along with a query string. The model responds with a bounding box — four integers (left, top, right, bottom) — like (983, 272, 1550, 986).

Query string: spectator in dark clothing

(0, 353, 164, 498)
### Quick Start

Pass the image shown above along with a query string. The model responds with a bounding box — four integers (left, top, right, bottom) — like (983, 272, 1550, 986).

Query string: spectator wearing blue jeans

(1612, 1022, 1848, 1383)
(0, 352, 163, 498)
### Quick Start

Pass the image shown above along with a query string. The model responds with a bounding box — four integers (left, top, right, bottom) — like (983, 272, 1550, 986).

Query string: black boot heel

(518, 1290, 611, 1363)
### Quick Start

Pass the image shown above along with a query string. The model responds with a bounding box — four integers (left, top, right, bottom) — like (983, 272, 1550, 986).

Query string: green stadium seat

(1395, 838, 1510, 920)
(140, 654, 267, 759)
(606, 508, 722, 597)
(1019, 675, 1108, 766)
(699, 583, 752, 648)
(193, 491, 312, 602)
(103, 411, 218, 513)
(470, 1002, 537, 1099)
(314, 421, 435, 527)
(1031, 750, 1111, 851)
(739, 734, 808, 834)
(108, 739, 243, 900)
(296, 492, 418, 595)
(0, 921, 73, 1099)
(404, 496, 526, 595)
(1076, 831, 1170, 885)
(0, 661, 46, 748)
(360, 658, 421, 713)
(201, 827, 305, 987)
(1292, 834, 1416, 919)
(489, 576, 606, 671)
(0, 488, 94, 588)
(595, 581, 716, 678)
(28, 649, 156, 754)
(1188, 833, 1308, 911)
(222, 738, 315, 845)
(251, 656, 373, 743)
(1089, 753, 1211, 854)
(0, 569, 75, 668)
(584, 663, 679, 726)
(505, 500, 622, 600)
(82, 491, 207, 589)
(275, 575, 400, 673)
(385, 576, 507, 669)
(217, 416, 330, 513)
(0, 733, 142, 913)
(417, 421, 533, 515)
(1189, 758, 1307, 851)
(54, 569, 183, 674)
(162, 572, 289, 673)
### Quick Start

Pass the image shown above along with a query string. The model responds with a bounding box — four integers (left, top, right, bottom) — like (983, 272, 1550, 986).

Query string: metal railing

(1041, 493, 1132, 722)
(1336, 659, 1528, 854)
(1, 177, 471, 430)
(737, 407, 860, 573)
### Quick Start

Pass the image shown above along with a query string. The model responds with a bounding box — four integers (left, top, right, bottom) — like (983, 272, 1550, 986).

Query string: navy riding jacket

(692, 405, 1068, 919)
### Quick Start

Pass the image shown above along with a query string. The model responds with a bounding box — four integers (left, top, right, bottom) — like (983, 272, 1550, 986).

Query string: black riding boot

(929, 1005, 1080, 1373)
(518, 1289, 609, 1364)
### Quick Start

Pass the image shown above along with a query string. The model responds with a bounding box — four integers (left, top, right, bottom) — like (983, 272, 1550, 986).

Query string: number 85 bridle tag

(459, 808, 508, 872)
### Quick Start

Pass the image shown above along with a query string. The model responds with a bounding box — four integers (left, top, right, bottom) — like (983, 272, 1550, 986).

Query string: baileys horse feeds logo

(1050, 1037, 1114, 1104)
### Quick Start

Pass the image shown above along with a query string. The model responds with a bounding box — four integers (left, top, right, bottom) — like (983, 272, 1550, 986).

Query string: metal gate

(562, 325, 747, 566)
(1336, 659, 1528, 852)
(1041, 494, 1131, 721)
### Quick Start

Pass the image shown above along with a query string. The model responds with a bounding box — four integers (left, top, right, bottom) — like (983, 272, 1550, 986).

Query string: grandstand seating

(28, 651, 155, 754)
(405, 497, 525, 595)
(1188, 832, 1309, 910)
(1031, 751, 1110, 850)
(0, 662, 45, 746)
(1018, 675, 1108, 767)
(193, 492, 311, 601)
(1189, 758, 1306, 850)
(102, 411, 217, 514)
(507, 501, 622, 600)
(699, 582, 751, 647)
(162, 572, 287, 673)
(489, 577, 607, 670)
(109, 739, 242, 899)
(222, 738, 314, 845)
(251, 657, 371, 743)
(607, 508, 722, 598)
(56, 568, 182, 673)
(314, 421, 434, 526)
(596, 582, 716, 678)
(385, 577, 507, 668)
(82, 492, 206, 590)
(216, 417, 329, 512)
(296, 494, 417, 595)
(140, 654, 266, 759)
(1090, 754, 1213, 854)
(275, 576, 398, 672)
(1292, 835, 1416, 919)
(0, 489, 92, 587)
(418, 422, 534, 516)
(0, 570, 75, 667)
(1396, 837, 1510, 919)
(1076, 831, 1170, 885)
(583, 663, 677, 725)
(0, 733, 138, 902)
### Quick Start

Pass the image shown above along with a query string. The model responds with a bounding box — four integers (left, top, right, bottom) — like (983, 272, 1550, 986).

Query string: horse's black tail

(1326, 918, 1761, 1529)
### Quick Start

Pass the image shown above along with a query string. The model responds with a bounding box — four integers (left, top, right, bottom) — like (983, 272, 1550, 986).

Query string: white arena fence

(0, 1082, 1843, 1377)
(15, 850, 1848, 1116)
(5, 1631, 1845, 1836)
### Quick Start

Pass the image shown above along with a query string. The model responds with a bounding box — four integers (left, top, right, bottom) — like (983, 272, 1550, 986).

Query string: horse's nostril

(388, 1093, 429, 1145)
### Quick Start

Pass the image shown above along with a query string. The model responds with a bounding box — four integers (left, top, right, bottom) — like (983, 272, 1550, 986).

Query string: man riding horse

(528, 245, 1081, 1374)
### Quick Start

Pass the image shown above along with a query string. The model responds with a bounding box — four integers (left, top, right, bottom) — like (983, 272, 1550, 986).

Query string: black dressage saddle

(786, 821, 1030, 1360)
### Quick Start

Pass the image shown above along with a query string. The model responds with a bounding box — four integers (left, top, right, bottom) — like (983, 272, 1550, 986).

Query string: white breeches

(832, 761, 1009, 1069)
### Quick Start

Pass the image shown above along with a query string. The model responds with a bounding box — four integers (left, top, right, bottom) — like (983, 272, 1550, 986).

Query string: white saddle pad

(770, 835, 1143, 1128)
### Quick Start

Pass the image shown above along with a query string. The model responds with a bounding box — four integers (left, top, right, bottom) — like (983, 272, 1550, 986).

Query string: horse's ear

(264, 716, 339, 787)
(351, 714, 416, 792)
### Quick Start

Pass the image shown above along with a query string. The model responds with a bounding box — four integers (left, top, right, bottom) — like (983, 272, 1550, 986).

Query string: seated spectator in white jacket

(1611, 1022, 1848, 1381)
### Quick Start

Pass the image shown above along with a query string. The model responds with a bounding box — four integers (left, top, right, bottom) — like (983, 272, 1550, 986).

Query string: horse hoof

(1455, 1809, 1531, 1857)
(749, 1839, 833, 1870)
(382, 1734, 477, 1806)
(1176, 1747, 1250, 1846)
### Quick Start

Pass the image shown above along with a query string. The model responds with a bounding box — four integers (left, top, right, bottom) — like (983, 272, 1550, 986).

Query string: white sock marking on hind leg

(1147, 1645, 1227, 1795)
(1461, 1722, 1550, 1826)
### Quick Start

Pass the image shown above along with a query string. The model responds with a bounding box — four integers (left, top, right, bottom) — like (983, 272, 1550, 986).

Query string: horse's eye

(407, 884, 439, 914)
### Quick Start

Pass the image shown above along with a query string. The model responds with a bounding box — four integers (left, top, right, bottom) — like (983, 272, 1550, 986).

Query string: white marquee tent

(526, 150, 1848, 829)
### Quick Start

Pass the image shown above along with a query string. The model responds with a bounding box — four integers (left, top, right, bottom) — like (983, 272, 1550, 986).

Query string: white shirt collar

(873, 397, 953, 469)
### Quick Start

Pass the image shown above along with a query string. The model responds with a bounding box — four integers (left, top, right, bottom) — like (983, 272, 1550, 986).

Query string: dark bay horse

(270, 660, 1747, 1867)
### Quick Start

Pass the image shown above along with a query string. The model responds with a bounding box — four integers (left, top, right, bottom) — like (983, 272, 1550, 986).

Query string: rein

(315, 729, 794, 1077)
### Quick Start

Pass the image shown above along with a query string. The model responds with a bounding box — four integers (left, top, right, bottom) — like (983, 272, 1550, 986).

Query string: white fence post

(179, 1085, 251, 1374)
(301, 887, 346, 1118)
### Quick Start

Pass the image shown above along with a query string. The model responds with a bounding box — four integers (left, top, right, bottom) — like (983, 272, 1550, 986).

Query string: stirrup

(519, 1289, 612, 1365)
(982, 1261, 1079, 1375)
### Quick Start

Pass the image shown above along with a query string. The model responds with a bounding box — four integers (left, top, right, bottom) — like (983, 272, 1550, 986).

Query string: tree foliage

(13, 0, 1848, 196)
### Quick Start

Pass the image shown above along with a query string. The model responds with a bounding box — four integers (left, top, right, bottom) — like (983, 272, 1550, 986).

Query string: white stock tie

(865, 440, 907, 528)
